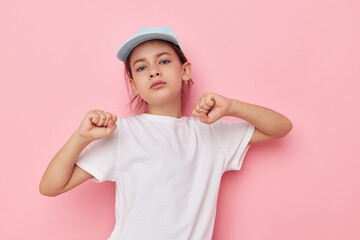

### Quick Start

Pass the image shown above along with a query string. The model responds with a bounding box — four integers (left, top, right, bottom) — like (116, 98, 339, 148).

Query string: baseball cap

(116, 27, 183, 62)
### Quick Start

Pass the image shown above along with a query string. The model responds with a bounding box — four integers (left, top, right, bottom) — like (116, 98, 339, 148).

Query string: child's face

(128, 40, 191, 107)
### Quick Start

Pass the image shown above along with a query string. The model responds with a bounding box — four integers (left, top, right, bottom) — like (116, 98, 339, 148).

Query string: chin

(148, 91, 181, 105)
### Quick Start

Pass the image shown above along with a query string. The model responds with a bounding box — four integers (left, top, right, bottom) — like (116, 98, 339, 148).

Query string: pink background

(1, 0, 359, 239)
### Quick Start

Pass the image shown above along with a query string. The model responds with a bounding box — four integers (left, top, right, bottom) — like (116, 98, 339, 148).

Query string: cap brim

(116, 33, 182, 62)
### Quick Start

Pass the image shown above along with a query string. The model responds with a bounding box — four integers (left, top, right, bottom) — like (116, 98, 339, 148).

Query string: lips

(150, 80, 167, 89)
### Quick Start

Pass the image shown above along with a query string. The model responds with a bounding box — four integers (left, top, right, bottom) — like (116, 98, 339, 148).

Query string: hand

(192, 92, 232, 124)
(76, 110, 118, 142)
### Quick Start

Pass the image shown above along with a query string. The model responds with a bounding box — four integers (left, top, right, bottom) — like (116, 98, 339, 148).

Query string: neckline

(138, 113, 187, 122)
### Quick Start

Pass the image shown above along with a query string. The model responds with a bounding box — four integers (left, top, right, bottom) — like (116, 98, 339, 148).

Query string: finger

(193, 106, 206, 119)
(103, 112, 113, 126)
(88, 110, 100, 125)
(199, 97, 214, 112)
(95, 110, 107, 127)
(199, 113, 213, 125)
(194, 101, 208, 114)
(111, 114, 118, 125)
(105, 120, 117, 136)
(192, 109, 200, 118)
(207, 108, 222, 123)
(106, 113, 118, 128)
(108, 118, 114, 128)
(192, 109, 207, 122)
(107, 113, 118, 128)
(199, 112, 207, 121)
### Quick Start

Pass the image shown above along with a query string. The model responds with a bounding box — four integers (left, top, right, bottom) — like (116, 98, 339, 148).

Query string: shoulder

(198, 118, 255, 137)
(114, 114, 142, 126)
(185, 116, 225, 133)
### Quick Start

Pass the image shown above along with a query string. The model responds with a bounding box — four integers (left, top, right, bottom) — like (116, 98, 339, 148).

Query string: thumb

(206, 108, 222, 123)
(104, 119, 117, 136)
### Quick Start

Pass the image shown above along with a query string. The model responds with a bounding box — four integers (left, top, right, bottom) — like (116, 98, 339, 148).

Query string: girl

(39, 27, 292, 240)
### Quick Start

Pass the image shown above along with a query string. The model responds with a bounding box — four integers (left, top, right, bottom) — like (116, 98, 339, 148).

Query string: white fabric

(76, 113, 255, 240)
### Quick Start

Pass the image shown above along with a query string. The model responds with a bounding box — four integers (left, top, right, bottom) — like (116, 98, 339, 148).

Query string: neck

(147, 96, 182, 118)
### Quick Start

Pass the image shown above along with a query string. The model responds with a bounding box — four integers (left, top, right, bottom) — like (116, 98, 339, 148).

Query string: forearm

(39, 132, 92, 196)
(226, 99, 292, 138)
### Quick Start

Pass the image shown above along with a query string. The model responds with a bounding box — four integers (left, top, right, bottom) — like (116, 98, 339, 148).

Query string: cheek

(169, 67, 184, 81)
(135, 82, 147, 92)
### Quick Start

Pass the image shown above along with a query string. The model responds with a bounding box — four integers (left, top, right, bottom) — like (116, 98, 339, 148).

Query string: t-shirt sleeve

(211, 119, 255, 172)
(75, 127, 119, 183)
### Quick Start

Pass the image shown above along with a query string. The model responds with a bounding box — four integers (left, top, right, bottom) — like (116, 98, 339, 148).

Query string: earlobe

(129, 79, 139, 95)
(182, 62, 192, 81)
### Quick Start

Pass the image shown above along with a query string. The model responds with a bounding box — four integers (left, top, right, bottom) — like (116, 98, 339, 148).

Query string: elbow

(278, 119, 293, 138)
(39, 182, 61, 197)
(271, 119, 293, 140)
(286, 119, 293, 135)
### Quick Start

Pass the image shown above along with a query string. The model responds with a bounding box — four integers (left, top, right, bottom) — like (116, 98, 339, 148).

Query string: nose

(149, 68, 161, 79)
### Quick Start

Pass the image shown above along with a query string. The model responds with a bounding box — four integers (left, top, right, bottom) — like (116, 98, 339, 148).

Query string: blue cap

(116, 27, 183, 62)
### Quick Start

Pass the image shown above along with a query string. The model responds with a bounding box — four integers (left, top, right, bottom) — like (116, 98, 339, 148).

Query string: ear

(182, 62, 192, 82)
(129, 78, 139, 95)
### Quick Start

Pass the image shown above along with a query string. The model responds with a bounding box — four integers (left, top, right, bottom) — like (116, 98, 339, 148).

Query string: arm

(39, 132, 93, 197)
(192, 92, 292, 144)
(39, 110, 117, 197)
(226, 99, 293, 144)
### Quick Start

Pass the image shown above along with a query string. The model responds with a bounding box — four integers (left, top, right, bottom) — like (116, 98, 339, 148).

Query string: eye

(136, 66, 146, 72)
(160, 59, 169, 64)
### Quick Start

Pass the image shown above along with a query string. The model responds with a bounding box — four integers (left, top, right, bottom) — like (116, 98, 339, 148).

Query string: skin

(39, 40, 292, 197)
(128, 40, 191, 118)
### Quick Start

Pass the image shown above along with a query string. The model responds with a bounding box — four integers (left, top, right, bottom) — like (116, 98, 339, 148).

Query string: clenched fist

(192, 92, 232, 124)
(76, 110, 118, 142)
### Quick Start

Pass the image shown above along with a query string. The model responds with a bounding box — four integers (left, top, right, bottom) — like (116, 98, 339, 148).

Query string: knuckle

(97, 110, 104, 115)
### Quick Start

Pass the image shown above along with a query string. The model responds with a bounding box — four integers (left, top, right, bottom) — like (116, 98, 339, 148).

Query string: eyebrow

(132, 52, 172, 67)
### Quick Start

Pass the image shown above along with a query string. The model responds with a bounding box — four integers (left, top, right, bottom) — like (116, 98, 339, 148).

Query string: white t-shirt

(76, 113, 255, 240)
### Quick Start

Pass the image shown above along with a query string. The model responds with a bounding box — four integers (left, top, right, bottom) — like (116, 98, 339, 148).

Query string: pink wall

(1, 0, 359, 239)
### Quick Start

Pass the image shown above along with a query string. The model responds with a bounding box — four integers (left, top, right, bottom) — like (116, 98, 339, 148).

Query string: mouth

(150, 80, 167, 89)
